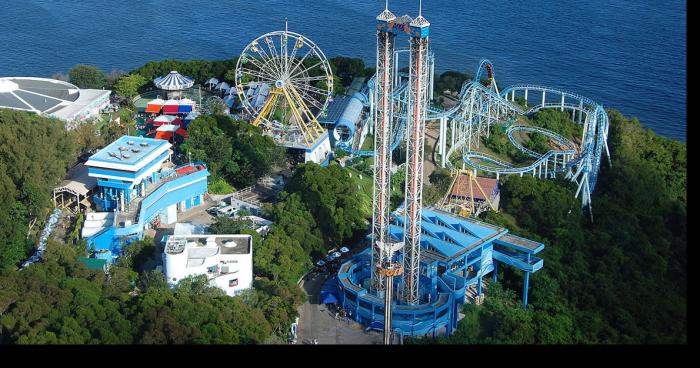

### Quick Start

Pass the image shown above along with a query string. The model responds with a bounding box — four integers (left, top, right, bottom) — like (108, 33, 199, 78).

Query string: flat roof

(166, 234, 252, 255)
(0, 77, 110, 120)
(86, 135, 171, 171)
(319, 95, 350, 124)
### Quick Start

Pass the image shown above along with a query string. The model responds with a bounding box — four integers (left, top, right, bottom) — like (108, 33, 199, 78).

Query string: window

(229, 278, 238, 287)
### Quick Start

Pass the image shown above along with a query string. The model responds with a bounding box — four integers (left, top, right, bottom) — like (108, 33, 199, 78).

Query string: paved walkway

(296, 272, 382, 345)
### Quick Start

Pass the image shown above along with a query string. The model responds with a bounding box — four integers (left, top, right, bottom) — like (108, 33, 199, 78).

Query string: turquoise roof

(88, 136, 169, 166)
(390, 208, 505, 259)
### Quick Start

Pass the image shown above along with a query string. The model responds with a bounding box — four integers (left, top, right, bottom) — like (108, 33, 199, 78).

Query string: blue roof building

(86, 136, 173, 212)
(85, 135, 210, 261)
(336, 208, 544, 338)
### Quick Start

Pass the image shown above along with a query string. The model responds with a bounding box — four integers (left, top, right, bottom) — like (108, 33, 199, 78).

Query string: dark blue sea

(0, 0, 686, 141)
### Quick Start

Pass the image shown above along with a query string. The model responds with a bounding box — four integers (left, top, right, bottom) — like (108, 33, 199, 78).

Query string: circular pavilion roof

(153, 71, 194, 91)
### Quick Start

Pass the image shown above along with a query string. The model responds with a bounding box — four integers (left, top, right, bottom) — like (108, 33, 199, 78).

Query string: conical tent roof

(153, 115, 177, 123)
(154, 71, 194, 91)
(205, 78, 219, 86)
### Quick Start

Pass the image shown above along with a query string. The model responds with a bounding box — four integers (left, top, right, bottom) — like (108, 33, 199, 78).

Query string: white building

(0, 77, 111, 123)
(163, 233, 253, 297)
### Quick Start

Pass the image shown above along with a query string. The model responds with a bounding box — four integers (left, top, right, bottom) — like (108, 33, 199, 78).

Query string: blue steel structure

(85, 136, 210, 260)
(337, 208, 544, 337)
(335, 3, 546, 340)
(343, 57, 611, 214)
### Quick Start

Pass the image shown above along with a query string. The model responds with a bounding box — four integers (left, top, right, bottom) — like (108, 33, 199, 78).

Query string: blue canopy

(320, 277, 340, 304)
(322, 293, 339, 304)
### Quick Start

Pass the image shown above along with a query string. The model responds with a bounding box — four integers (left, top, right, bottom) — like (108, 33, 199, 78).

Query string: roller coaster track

(344, 58, 611, 212)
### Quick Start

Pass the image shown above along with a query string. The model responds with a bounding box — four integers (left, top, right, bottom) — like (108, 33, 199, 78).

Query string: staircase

(465, 279, 488, 305)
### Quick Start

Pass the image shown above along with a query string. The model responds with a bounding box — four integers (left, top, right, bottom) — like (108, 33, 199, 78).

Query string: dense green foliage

(284, 163, 367, 246)
(434, 71, 472, 96)
(0, 110, 77, 269)
(482, 124, 530, 163)
(182, 114, 284, 189)
(330, 56, 370, 86)
(113, 73, 148, 99)
(524, 131, 551, 155)
(131, 59, 237, 84)
(527, 109, 583, 142)
(0, 242, 297, 344)
(423, 109, 686, 344)
(68, 64, 108, 89)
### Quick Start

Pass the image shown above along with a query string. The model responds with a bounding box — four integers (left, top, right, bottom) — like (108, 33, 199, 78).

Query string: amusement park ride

(235, 20, 334, 162)
(370, 0, 432, 344)
(362, 0, 610, 343)
(230, 0, 611, 344)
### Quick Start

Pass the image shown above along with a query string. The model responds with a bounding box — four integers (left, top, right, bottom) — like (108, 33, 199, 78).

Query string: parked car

(216, 205, 238, 217)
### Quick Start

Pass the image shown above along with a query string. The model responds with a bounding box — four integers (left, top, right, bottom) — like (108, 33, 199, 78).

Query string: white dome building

(0, 77, 111, 122)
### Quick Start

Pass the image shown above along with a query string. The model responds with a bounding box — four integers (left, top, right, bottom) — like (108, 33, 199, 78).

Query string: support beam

(561, 94, 565, 111)
(523, 271, 530, 309)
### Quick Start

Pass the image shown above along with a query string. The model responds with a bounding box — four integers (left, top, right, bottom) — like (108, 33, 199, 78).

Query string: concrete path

(296, 272, 382, 345)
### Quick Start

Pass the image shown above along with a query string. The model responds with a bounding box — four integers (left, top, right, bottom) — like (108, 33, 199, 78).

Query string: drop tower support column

(401, 11, 431, 306)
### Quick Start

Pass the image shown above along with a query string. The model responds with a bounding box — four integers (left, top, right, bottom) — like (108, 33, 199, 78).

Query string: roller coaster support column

(542, 91, 546, 106)
(371, 4, 397, 293)
(440, 116, 447, 167)
(561, 94, 565, 111)
(524, 88, 528, 102)
(401, 9, 430, 306)
(511, 90, 516, 101)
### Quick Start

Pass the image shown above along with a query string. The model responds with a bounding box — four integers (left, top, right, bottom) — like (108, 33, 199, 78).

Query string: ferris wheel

(235, 27, 333, 147)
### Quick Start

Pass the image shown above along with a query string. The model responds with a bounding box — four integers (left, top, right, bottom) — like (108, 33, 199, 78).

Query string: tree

(113, 73, 148, 99)
(285, 163, 366, 245)
(209, 217, 255, 235)
(181, 116, 235, 178)
(69, 64, 107, 89)
(71, 122, 104, 157)
(0, 110, 76, 268)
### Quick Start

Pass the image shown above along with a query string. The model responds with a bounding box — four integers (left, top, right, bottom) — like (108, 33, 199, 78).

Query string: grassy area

(208, 176, 235, 194)
(361, 133, 374, 151)
(346, 166, 373, 218)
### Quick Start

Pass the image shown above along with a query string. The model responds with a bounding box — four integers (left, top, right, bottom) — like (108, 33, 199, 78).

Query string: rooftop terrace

(86, 136, 171, 170)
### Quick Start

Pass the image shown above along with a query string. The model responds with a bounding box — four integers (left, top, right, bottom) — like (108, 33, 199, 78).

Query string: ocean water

(0, 0, 686, 141)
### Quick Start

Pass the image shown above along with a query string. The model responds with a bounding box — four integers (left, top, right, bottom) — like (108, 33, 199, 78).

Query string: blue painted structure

(332, 92, 366, 144)
(85, 136, 210, 261)
(86, 136, 173, 212)
(336, 208, 544, 337)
